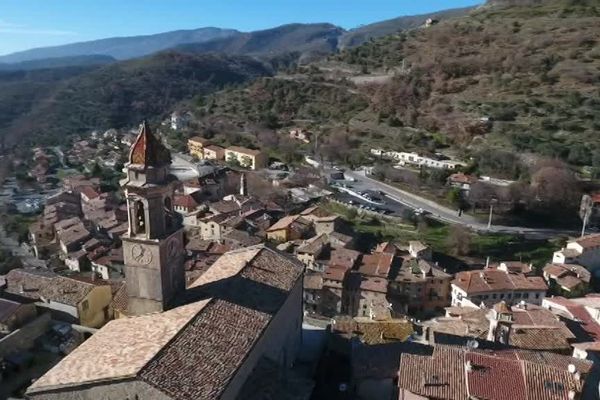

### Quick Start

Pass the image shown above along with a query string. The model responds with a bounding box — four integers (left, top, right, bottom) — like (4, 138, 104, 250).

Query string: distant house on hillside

(170, 111, 191, 130)
(289, 128, 312, 143)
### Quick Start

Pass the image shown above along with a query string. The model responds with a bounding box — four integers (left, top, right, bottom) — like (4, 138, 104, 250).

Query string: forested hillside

(194, 0, 600, 173)
(0, 52, 271, 147)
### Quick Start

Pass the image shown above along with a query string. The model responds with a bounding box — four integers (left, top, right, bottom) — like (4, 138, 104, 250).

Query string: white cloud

(0, 18, 76, 36)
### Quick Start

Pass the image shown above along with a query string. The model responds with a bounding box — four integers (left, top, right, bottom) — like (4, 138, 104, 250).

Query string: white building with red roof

(451, 268, 547, 308)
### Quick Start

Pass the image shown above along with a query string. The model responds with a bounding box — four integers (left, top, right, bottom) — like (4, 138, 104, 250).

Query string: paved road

(339, 169, 578, 239)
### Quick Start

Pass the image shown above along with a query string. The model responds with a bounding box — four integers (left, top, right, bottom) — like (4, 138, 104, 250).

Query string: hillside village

(0, 117, 598, 399)
(0, 0, 600, 400)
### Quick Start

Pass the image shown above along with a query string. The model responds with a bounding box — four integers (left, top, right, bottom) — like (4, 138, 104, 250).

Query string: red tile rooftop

(452, 269, 547, 294)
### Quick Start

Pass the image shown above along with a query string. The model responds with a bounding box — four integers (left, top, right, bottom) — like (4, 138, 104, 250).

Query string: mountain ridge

(0, 27, 239, 63)
(0, 7, 474, 65)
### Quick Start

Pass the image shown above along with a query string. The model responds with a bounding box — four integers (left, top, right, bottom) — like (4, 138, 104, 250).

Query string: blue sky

(0, 0, 481, 55)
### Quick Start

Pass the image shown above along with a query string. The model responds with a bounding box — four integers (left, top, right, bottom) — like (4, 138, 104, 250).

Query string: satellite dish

(467, 339, 480, 349)
(568, 364, 577, 374)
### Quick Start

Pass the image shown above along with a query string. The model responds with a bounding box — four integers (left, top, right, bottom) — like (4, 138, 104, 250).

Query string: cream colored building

(225, 146, 267, 170)
(203, 144, 225, 160)
(4, 269, 113, 328)
(187, 136, 211, 159)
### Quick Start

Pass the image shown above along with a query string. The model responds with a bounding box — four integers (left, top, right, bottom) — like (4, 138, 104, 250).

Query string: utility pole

(582, 207, 591, 238)
(487, 199, 497, 230)
(580, 195, 593, 238)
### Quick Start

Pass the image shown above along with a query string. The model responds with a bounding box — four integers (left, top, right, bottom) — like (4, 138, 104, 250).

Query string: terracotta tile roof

(573, 234, 600, 249)
(323, 266, 346, 283)
(466, 352, 527, 400)
(523, 361, 583, 400)
(28, 299, 210, 393)
(128, 121, 171, 167)
(28, 245, 303, 399)
(358, 253, 394, 278)
(204, 144, 224, 152)
(544, 297, 600, 341)
(398, 346, 590, 400)
(452, 269, 547, 294)
(138, 299, 271, 400)
(556, 275, 586, 290)
(5, 269, 98, 306)
(509, 327, 573, 352)
(226, 146, 262, 157)
(223, 229, 262, 247)
(189, 246, 263, 289)
(188, 136, 211, 145)
(398, 346, 467, 400)
(110, 283, 128, 314)
(499, 261, 533, 275)
(360, 276, 388, 294)
(266, 215, 301, 232)
(329, 248, 362, 270)
(173, 194, 199, 209)
(56, 223, 90, 247)
(297, 234, 328, 255)
(373, 241, 397, 254)
(448, 173, 477, 185)
(304, 273, 323, 291)
(210, 200, 241, 214)
(544, 263, 590, 290)
(78, 185, 100, 200)
(544, 264, 571, 278)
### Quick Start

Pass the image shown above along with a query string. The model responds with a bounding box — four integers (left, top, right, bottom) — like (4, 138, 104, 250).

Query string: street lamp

(487, 198, 497, 230)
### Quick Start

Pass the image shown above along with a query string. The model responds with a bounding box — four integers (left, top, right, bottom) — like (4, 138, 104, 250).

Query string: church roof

(27, 245, 304, 400)
(128, 120, 171, 168)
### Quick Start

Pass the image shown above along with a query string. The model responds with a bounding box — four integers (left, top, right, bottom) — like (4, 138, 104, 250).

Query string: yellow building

(225, 146, 267, 170)
(203, 144, 225, 160)
(4, 269, 114, 328)
(187, 136, 211, 159)
(266, 215, 312, 242)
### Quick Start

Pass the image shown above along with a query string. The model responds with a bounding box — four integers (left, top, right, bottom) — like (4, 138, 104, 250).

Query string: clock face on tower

(168, 237, 180, 258)
(131, 244, 153, 265)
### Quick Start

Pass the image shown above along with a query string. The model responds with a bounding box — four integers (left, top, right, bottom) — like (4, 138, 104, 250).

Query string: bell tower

(121, 121, 185, 316)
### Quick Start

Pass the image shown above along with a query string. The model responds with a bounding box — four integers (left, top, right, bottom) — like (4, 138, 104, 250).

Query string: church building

(26, 122, 306, 400)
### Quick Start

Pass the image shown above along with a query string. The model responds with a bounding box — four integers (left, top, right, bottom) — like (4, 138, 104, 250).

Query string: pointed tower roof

(128, 120, 171, 168)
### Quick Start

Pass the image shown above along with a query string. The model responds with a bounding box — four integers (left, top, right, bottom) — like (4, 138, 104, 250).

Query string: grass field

(322, 200, 562, 268)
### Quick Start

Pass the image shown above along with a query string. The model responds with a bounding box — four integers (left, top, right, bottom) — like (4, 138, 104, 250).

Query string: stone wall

(220, 278, 304, 400)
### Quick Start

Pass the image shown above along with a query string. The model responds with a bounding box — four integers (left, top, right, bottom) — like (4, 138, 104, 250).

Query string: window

(82, 300, 89, 311)
(492, 294, 497, 299)
(523, 293, 529, 299)
(535, 293, 540, 299)
(500, 294, 505, 299)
